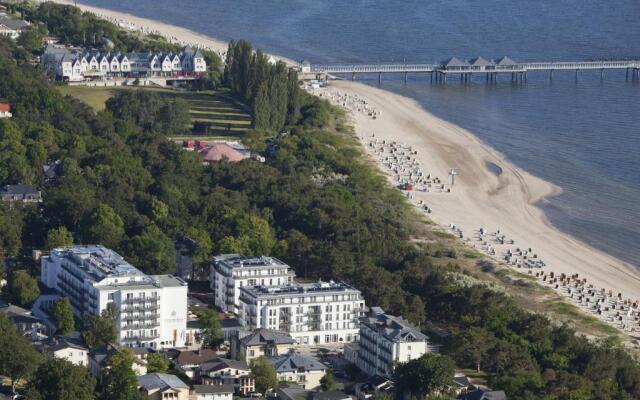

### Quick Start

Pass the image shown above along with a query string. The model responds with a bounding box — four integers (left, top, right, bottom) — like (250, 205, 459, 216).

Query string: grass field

(56, 85, 252, 140)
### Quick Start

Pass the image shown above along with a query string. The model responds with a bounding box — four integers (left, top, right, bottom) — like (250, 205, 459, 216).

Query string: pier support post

(378, 72, 381, 85)
(430, 71, 433, 83)
(550, 69, 553, 81)
(626, 68, 629, 80)
(404, 71, 407, 85)
(352, 72, 356, 81)
(601, 69, 604, 80)
(575, 69, 579, 80)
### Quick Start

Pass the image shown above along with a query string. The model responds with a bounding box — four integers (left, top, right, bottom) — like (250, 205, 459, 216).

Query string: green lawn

(56, 85, 251, 139)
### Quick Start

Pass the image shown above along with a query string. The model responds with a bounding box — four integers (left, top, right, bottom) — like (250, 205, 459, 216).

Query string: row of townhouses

(37, 245, 188, 349)
(42, 44, 207, 81)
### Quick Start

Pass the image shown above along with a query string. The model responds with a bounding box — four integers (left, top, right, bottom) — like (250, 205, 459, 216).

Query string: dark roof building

(240, 328, 296, 346)
(0, 184, 41, 203)
(268, 352, 326, 374)
(458, 389, 507, 400)
(138, 372, 189, 391)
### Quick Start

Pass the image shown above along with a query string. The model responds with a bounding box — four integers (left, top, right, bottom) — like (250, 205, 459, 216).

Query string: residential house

(0, 102, 11, 118)
(0, 16, 30, 39)
(356, 307, 429, 378)
(39, 245, 189, 349)
(238, 281, 365, 345)
(267, 351, 326, 390)
(230, 328, 296, 364)
(197, 358, 255, 395)
(137, 373, 190, 400)
(210, 254, 295, 314)
(0, 299, 46, 339)
(175, 348, 219, 379)
(312, 390, 351, 400)
(355, 376, 394, 400)
(89, 343, 148, 379)
(0, 184, 41, 203)
(276, 382, 313, 400)
(193, 384, 235, 400)
(457, 389, 507, 400)
(35, 336, 89, 366)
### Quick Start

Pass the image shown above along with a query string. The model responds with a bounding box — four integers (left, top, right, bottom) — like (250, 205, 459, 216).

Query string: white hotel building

(40, 245, 188, 349)
(356, 307, 429, 378)
(238, 281, 365, 345)
(210, 254, 295, 314)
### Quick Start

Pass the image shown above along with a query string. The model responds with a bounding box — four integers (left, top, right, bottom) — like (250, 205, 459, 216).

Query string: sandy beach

(318, 80, 640, 299)
(46, 1, 640, 322)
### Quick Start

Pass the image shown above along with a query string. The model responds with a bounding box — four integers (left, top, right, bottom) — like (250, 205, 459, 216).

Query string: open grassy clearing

(56, 85, 252, 138)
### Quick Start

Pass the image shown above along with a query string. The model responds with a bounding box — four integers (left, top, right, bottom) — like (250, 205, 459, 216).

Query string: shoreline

(47, 1, 640, 325)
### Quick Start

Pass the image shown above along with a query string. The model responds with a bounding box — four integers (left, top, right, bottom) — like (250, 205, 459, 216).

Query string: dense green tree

(395, 354, 456, 399)
(81, 303, 117, 350)
(25, 357, 95, 400)
(84, 204, 125, 248)
(251, 357, 279, 394)
(195, 308, 224, 349)
(451, 327, 494, 373)
(5, 269, 40, 307)
(0, 314, 42, 393)
(146, 352, 170, 373)
(52, 297, 75, 335)
(46, 226, 73, 250)
(100, 349, 139, 400)
(126, 224, 175, 274)
(320, 370, 335, 391)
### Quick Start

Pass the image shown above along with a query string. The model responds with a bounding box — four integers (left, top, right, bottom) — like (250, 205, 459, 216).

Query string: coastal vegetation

(0, 2, 640, 399)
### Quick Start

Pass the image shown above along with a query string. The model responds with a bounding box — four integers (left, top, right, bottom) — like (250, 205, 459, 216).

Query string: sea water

(80, 0, 640, 266)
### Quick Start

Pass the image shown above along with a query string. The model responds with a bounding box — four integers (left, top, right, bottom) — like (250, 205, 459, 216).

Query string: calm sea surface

(82, 0, 640, 266)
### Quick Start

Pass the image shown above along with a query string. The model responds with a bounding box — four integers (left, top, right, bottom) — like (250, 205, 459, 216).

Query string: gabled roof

(0, 103, 10, 113)
(361, 308, 428, 343)
(200, 357, 250, 373)
(138, 373, 189, 391)
(36, 337, 88, 354)
(0, 184, 39, 196)
(468, 56, 494, 66)
(0, 16, 30, 31)
(175, 349, 219, 366)
(494, 56, 517, 66)
(441, 57, 470, 68)
(194, 384, 235, 394)
(459, 390, 507, 400)
(240, 329, 296, 346)
(268, 352, 326, 373)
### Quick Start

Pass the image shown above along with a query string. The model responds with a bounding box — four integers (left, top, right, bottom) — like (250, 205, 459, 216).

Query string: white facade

(238, 281, 365, 345)
(43, 45, 207, 81)
(51, 345, 89, 366)
(40, 245, 188, 349)
(211, 254, 295, 314)
(357, 307, 429, 378)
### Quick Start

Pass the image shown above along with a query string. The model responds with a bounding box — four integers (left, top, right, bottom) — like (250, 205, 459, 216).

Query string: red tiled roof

(198, 143, 246, 163)
(0, 103, 10, 112)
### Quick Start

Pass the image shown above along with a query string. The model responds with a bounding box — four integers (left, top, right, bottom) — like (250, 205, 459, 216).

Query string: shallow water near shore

(80, 0, 640, 267)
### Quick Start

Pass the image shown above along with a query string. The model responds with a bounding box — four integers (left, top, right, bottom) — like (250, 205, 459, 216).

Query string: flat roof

(214, 254, 291, 270)
(241, 281, 361, 298)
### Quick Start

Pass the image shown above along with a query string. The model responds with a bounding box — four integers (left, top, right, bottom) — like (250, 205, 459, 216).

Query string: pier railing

(308, 60, 640, 75)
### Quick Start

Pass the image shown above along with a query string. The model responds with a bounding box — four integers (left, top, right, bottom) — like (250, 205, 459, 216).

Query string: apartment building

(357, 307, 429, 378)
(210, 254, 295, 314)
(40, 245, 188, 349)
(238, 281, 365, 345)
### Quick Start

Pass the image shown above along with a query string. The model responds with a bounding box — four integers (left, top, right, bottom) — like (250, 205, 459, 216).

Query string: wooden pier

(302, 56, 640, 83)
